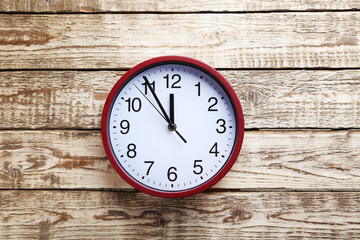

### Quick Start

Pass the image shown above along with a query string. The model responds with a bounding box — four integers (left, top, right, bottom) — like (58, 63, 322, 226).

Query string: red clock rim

(101, 56, 244, 198)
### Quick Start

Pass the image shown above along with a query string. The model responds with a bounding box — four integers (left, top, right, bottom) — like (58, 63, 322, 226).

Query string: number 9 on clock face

(101, 56, 244, 198)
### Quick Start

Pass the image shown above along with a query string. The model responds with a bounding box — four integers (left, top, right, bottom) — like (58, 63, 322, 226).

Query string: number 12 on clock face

(102, 56, 244, 198)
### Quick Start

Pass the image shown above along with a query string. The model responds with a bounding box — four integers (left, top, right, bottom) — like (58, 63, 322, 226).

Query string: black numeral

(127, 143, 137, 158)
(195, 82, 200, 96)
(167, 167, 177, 181)
(216, 119, 226, 134)
(208, 97, 218, 111)
(125, 97, 142, 112)
(209, 142, 219, 157)
(193, 160, 203, 175)
(120, 120, 130, 134)
(144, 161, 154, 175)
(164, 74, 181, 88)
(141, 80, 155, 95)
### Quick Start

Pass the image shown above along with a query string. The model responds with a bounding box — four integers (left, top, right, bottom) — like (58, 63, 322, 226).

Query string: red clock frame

(101, 56, 244, 198)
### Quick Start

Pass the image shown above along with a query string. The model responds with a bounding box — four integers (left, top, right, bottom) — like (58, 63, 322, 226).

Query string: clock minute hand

(143, 76, 187, 144)
(143, 76, 174, 129)
(133, 83, 167, 122)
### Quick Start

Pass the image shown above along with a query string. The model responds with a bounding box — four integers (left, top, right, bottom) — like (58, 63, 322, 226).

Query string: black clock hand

(143, 76, 187, 143)
(170, 93, 174, 124)
(133, 83, 167, 122)
(143, 76, 174, 129)
(167, 94, 188, 143)
(174, 129, 187, 143)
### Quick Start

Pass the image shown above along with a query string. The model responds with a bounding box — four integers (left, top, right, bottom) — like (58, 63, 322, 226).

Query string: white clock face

(107, 63, 238, 193)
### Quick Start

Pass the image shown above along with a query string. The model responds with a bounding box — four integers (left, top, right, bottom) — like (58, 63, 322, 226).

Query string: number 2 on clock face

(102, 56, 244, 198)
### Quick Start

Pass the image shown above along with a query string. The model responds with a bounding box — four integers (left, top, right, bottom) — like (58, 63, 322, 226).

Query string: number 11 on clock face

(102, 56, 244, 198)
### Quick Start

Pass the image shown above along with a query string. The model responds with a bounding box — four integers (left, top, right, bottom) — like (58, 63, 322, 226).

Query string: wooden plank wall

(1, 1, 359, 239)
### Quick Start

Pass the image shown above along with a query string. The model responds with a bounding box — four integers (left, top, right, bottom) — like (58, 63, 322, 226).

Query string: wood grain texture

(1, 0, 360, 12)
(1, 190, 360, 239)
(1, 2, 359, 239)
(1, 13, 360, 69)
(1, 130, 359, 190)
(1, 70, 359, 129)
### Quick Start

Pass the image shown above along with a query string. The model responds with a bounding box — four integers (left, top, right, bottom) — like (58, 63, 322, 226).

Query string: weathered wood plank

(1, 0, 360, 12)
(1, 13, 360, 69)
(1, 190, 360, 239)
(1, 70, 359, 129)
(1, 130, 359, 190)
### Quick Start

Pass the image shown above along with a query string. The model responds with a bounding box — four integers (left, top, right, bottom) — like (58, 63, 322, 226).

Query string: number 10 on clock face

(102, 56, 244, 198)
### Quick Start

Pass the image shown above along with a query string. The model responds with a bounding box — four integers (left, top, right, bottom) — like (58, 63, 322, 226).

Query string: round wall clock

(101, 56, 244, 198)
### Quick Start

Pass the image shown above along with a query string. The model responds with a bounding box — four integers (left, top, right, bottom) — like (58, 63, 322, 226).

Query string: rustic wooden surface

(1, 0, 360, 12)
(1, 13, 360, 69)
(1, 191, 360, 239)
(1, 1, 360, 239)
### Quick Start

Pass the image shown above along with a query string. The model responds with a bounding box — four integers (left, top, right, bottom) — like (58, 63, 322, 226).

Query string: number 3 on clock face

(101, 56, 244, 198)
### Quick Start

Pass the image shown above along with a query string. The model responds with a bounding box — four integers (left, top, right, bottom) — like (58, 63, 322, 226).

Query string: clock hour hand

(168, 94, 187, 143)
(170, 93, 174, 124)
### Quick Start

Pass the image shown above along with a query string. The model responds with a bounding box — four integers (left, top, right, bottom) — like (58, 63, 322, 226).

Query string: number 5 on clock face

(102, 56, 244, 198)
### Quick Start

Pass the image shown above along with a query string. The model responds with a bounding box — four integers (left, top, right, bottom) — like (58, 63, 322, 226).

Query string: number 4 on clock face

(102, 56, 244, 198)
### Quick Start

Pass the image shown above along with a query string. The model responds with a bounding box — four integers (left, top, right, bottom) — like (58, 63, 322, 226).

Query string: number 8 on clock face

(101, 56, 244, 198)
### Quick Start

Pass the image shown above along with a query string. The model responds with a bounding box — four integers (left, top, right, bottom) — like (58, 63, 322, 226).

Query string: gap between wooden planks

(0, 0, 360, 12)
(1, 70, 359, 129)
(0, 13, 360, 69)
(1, 190, 360, 239)
(1, 130, 359, 190)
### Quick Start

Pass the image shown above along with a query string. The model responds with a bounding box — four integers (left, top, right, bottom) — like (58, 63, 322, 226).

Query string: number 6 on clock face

(101, 56, 244, 198)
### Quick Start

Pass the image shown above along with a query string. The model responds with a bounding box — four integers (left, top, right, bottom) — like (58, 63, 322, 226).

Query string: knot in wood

(9, 165, 23, 179)
(245, 87, 268, 105)
(223, 208, 253, 223)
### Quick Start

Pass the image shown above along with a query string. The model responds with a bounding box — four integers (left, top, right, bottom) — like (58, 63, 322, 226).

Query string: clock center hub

(168, 123, 177, 131)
